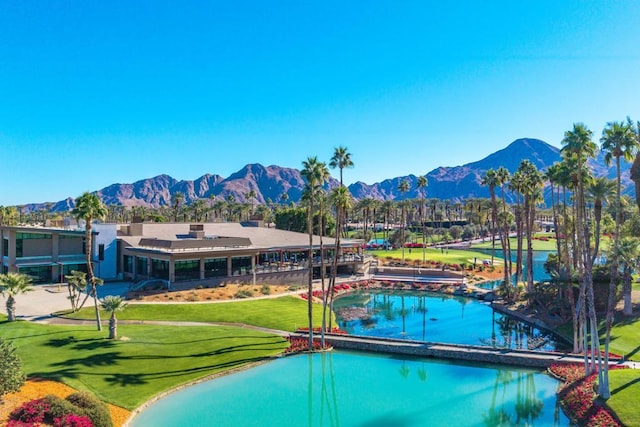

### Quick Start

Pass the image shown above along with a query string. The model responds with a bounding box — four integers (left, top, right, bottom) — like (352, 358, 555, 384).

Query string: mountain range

(21, 138, 635, 213)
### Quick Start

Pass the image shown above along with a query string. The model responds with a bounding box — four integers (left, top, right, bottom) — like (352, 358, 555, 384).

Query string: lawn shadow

(50, 351, 124, 368)
(611, 375, 640, 395)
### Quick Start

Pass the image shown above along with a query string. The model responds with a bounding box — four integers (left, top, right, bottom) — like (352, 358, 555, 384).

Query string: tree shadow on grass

(50, 351, 124, 368)
(44, 336, 117, 351)
(611, 375, 640, 395)
(131, 334, 283, 346)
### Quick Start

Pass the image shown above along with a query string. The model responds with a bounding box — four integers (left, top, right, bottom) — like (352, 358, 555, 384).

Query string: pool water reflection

(334, 290, 568, 351)
(131, 351, 569, 427)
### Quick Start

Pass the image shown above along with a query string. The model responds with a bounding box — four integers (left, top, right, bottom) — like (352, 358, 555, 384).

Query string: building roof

(118, 222, 363, 253)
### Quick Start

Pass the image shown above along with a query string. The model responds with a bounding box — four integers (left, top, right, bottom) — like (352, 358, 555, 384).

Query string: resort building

(1, 221, 368, 286)
(0, 223, 117, 284)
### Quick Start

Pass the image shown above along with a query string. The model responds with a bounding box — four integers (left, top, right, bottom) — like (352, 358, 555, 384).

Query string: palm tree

(0, 273, 33, 321)
(100, 295, 128, 339)
(72, 192, 108, 331)
(482, 169, 499, 266)
(398, 180, 410, 263)
(327, 186, 353, 331)
(417, 175, 428, 264)
(171, 191, 185, 222)
(329, 146, 354, 186)
(617, 236, 640, 316)
(599, 119, 638, 398)
(65, 270, 89, 312)
(561, 123, 600, 375)
(301, 156, 329, 350)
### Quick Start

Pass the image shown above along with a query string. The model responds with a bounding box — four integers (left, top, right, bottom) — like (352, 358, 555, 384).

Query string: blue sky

(2, 1, 640, 206)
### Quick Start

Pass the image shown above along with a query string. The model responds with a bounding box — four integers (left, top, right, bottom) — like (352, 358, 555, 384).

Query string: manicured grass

(470, 237, 558, 251)
(0, 319, 288, 410)
(606, 369, 640, 427)
(555, 316, 640, 362)
(606, 317, 640, 362)
(369, 247, 500, 265)
(62, 296, 328, 332)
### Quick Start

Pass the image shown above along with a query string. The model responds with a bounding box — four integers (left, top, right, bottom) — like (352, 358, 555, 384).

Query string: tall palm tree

(626, 118, 640, 213)
(561, 123, 600, 375)
(599, 119, 638, 398)
(327, 186, 353, 331)
(301, 156, 329, 350)
(417, 175, 428, 264)
(0, 272, 33, 321)
(329, 146, 354, 186)
(100, 295, 128, 340)
(482, 169, 499, 266)
(496, 167, 512, 288)
(171, 191, 185, 222)
(397, 180, 410, 263)
(72, 192, 108, 331)
(616, 236, 640, 316)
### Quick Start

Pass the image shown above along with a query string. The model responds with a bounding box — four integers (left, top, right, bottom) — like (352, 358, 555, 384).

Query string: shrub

(260, 285, 271, 295)
(66, 392, 113, 427)
(54, 414, 94, 427)
(44, 394, 80, 421)
(234, 289, 254, 299)
(9, 397, 50, 424)
(0, 338, 26, 402)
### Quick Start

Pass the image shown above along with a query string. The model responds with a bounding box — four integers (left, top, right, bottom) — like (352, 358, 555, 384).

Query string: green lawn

(470, 237, 558, 251)
(1, 319, 288, 410)
(606, 317, 640, 362)
(369, 247, 500, 265)
(606, 369, 640, 427)
(61, 296, 328, 332)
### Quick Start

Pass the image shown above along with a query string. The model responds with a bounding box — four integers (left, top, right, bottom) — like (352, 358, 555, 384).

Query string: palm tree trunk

(307, 200, 314, 351)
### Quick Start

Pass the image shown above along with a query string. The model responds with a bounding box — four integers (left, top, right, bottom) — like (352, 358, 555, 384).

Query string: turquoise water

(473, 250, 553, 289)
(334, 290, 568, 351)
(131, 351, 569, 427)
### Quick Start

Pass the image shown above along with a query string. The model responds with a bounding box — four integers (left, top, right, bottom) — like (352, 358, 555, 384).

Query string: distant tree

(0, 338, 25, 402)
(329, 146, 354, 186)
(72, 192, 107, 331)
(397, 180, 410, 263)
(0, 273, 33, 322)
(171, 192, 185, 222)
(100, 295, 128, 340)
(449, 225, 463, 241)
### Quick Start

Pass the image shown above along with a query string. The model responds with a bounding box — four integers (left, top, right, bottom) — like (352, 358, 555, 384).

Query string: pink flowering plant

(549, 363, 624, 426)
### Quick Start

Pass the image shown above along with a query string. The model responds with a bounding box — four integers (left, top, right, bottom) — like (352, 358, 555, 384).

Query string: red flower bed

(296, 327, 347, 335)
(549, 363, 624, 426)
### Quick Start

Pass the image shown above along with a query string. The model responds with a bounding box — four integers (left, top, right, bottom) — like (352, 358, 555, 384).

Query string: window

(231, 256, 252, 276)
(205, 258, 227, 278)
(98, 244, 105, 261)
(19, 266, 51, 284)
(151, 259, 169, 280)
(2, 238, 7, 256)
(136, 257, 148, 277)
(174, 259, 200, 281)
(124, 255, 134, 274)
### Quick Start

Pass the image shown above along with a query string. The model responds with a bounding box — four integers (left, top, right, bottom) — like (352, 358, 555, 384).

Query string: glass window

(204, 258, 227, 278)
(16, 238, 23, 258)
(136, 257, 148, 277)
(124, 256, 134, 273)
(98, 244, 105, 261)
(20, 266, 51, 284)
(231, 256, 252, 276)
(3, 238, 8, 256)
(151, 259, 169, 280)
(174, 259, 200, 281)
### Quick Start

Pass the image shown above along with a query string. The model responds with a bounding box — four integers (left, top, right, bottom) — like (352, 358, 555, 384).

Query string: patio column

(227, 256, 232, 277)
(199, 258, 205, 280)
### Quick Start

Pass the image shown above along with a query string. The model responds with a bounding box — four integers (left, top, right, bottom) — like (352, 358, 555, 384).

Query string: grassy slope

(606, 317, 640, 362)
(1, 320, 287, 410)
(470, 237, 558, 251)
(63, 296, 327, 332)
(369, 247, 496, 265)
(606, 369, 640, 427)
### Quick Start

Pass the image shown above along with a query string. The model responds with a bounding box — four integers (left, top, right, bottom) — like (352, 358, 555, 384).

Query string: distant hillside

(20, 138, 635, 212)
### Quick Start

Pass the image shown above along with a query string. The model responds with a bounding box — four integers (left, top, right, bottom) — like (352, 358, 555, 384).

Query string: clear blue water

(473, 250, 553, 290)
(131, 351, 569, 427)
(334, 290, 568, 351)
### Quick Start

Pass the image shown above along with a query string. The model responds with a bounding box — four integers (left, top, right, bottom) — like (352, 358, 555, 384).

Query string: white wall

(92, 223, 118, 280)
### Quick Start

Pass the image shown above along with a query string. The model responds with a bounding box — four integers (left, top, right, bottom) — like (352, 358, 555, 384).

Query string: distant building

(1, 222, 367, 285)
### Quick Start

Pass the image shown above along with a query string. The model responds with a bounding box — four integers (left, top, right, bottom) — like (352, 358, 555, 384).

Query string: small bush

(261, 285, 271, 295)
(66, 392, 113, 427)
(0, 338, 26, 401)
(234, 289, 254, 299)
(9, 397, 50, 424)
(54, 414, 94, 427)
